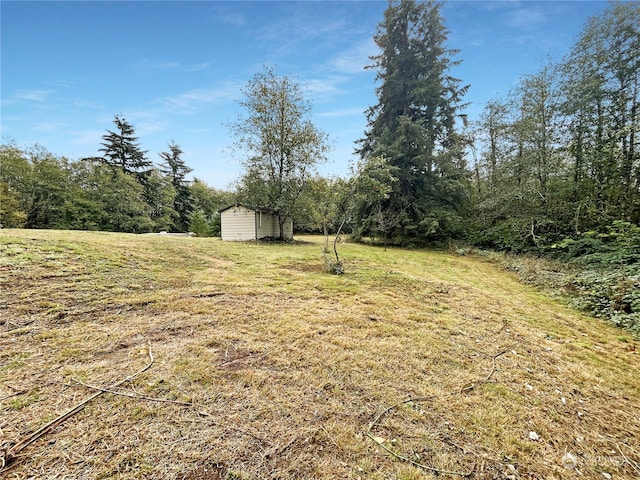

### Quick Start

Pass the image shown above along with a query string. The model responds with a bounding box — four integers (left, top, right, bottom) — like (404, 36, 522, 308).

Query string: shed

(219, 204, 293, 241)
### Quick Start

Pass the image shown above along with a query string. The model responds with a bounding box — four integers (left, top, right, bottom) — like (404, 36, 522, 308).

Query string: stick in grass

(365, 339, 530, 477)
(1, 343, 154, 471)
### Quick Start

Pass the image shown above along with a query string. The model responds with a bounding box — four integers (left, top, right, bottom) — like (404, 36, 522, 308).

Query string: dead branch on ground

(366, 338, 531, 477)
(69, 378, 193, 406)
(0, 343, 154, 471)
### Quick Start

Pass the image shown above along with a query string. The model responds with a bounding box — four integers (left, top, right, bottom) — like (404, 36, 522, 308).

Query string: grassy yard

(1, 230, 638, 479)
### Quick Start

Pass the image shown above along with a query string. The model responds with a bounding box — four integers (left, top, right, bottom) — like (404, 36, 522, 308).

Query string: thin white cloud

(34, 121, 68, 133)
(507, 8, 547, 30)
(327, 38, 376, 75)
(254, 6, 348, 58)
(304, 76, 345, 98)
(69, 129, 104, 147)
(134, 59, 212, 72)
(136, 59, 180, 69)
(216, 12, 246, 27)
(317, 107, 365, 119)
(464, 0, 523, 13)
(14, 89, 55, 102)
(206, 3, 248, 27)
(182, 62, 213, 73)
(156, 81, 242, 113)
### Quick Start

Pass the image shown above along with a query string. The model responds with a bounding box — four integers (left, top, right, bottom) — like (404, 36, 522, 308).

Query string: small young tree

(188, 209, 210, 237)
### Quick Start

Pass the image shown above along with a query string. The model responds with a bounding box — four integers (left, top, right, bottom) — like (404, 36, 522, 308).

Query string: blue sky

(2, 0, 608, 189)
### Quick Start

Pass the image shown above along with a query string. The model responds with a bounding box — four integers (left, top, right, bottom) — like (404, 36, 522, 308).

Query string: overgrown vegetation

(556, 222, 640, 334)
(470, 2, 639, 251)
(1, 230, 638, 479)
(0, 139, 233, 235)
(459, 221, 640, 336)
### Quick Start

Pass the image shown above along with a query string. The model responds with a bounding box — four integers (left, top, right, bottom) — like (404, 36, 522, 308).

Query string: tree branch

(1, 343, 154, 471)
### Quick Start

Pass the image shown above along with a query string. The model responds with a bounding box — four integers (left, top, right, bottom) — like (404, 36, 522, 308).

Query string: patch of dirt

(216, 346, 266, 371)
(179, 462, 226, 480)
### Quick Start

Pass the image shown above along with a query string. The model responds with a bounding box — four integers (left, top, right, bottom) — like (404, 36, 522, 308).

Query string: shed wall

(255, 211, 279, 239)
(220, 205, 294, 241)
(282, 218, 293, 239)
(220, 206, 256, 241)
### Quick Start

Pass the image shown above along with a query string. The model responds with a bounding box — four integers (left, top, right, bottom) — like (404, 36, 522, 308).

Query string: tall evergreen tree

(98, 115, 152, 177)
(356, 0, 469, 245)
(158, 141, 194, 231)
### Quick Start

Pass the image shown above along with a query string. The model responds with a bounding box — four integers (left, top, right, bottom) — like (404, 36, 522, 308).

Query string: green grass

(0, 229, 638, 479)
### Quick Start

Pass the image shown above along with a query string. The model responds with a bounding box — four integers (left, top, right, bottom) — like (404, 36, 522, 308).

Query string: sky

(1, 0, 609, 189)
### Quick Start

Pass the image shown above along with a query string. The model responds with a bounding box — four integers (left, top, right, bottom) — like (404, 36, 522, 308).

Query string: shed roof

(218, 203, 280, 216)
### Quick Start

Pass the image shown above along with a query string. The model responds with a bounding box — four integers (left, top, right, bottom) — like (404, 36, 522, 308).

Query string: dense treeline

(471, 2, 639, 252)
(0, 116, 233, 234)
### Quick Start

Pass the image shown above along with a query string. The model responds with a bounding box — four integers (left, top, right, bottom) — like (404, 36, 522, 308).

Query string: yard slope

(1, 230, 638, 479)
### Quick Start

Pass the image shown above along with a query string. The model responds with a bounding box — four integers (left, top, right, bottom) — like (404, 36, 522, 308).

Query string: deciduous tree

(231, 67, 329, 239)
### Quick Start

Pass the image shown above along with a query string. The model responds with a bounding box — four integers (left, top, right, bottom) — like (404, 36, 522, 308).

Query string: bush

(463, 224, 640, 337)
(323, 254, 344, 275)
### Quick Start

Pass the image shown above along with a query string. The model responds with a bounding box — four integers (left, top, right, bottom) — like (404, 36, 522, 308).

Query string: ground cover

(1, 230, 638, 479)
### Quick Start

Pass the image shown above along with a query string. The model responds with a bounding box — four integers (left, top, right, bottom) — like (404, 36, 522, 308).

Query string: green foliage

(158, 141, 194, 232)
(0, 180, 26, 227)
(98, 115, 151, 176)
(571, 270, 639, 334)
(231, 67, 329, 239)
(469, 2, 639, 252)
(485, 222, 640, 336)
(188, 209, 221, 237)
(188, 210, 209, 237)
(555, 222, 640, 265)
(0, 141, 208, 234)
(356, 0, 470, 246)
(555, 223, 640, 334)
(189, 178, 234, 220)
(293, 176, 356, 256)
(139, 168, 177, 232)
(0, 144, 30, 226)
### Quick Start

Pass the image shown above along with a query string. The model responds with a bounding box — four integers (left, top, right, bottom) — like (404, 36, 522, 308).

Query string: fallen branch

(617, 443, 640, 476)
(70, 378, 192, 406)
(195, 411, 273, 445)
(365, 432, 472, 477)
(0, 389, 28, 402)
(366, 339, 530, 477)
(1, 343, 154, 471)
(365, 394, 471, 477)
(72, 376, 273, 446)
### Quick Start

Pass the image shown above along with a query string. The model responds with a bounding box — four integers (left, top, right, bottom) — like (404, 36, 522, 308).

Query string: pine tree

(99, 115, 151, 177)
(158, 141, 194, 232)
(356, 0, 469, 245)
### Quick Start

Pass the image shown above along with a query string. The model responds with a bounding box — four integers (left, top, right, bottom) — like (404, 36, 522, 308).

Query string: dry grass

(1, 229, 638, 480)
